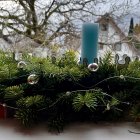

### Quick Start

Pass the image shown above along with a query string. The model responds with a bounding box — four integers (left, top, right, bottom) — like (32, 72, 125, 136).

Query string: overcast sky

(0, 0, 140, 14)
(0, 0, 140, 23)
(0, 0, 140, 33)
(0, 0, 139, 10)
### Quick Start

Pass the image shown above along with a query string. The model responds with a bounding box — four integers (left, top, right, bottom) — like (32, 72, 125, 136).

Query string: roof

(96, 13, 126, 39)
(96, 13, 140, 56)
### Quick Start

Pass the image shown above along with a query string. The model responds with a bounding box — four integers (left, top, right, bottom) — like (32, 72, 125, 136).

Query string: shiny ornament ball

(88, 63, 99, 72)
(119, 75, 125, 79)
(66, 91, 71, 96)
(17, 61, 27, 69)
(2, 103, 6, 107)
(27, 74, 39, 85)
(106, 103, 110, 110)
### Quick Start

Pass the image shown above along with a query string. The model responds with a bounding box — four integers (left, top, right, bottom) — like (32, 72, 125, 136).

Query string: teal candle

(81, 23, 99, 64)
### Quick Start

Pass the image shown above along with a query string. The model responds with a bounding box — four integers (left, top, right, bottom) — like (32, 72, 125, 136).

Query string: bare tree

(0, 0, 138, 46)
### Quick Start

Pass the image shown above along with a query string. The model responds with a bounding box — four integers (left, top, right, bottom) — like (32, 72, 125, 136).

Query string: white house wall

(98, 21, 137, 61)
(0, 38, 11, 52)
(108, 23, 121, 43)
(33, 47, 49, 58)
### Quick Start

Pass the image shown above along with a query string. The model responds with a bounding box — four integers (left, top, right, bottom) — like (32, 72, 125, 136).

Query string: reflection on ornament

(106, 103, 110, 110)
(119, 75, 125, 79)
(17, 61, 27, 69)
(27, 74, 39, 85)
(88, 63, 99, 72)
(66, 91, 71, 96)
(2, 103, 6, 107)
(125, 102, 130, 105)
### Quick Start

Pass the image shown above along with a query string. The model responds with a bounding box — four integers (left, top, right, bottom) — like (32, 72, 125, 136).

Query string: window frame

(100, 23, 108, 31)
(114, 43, 122, 51)
(99, 44, 103, 50)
